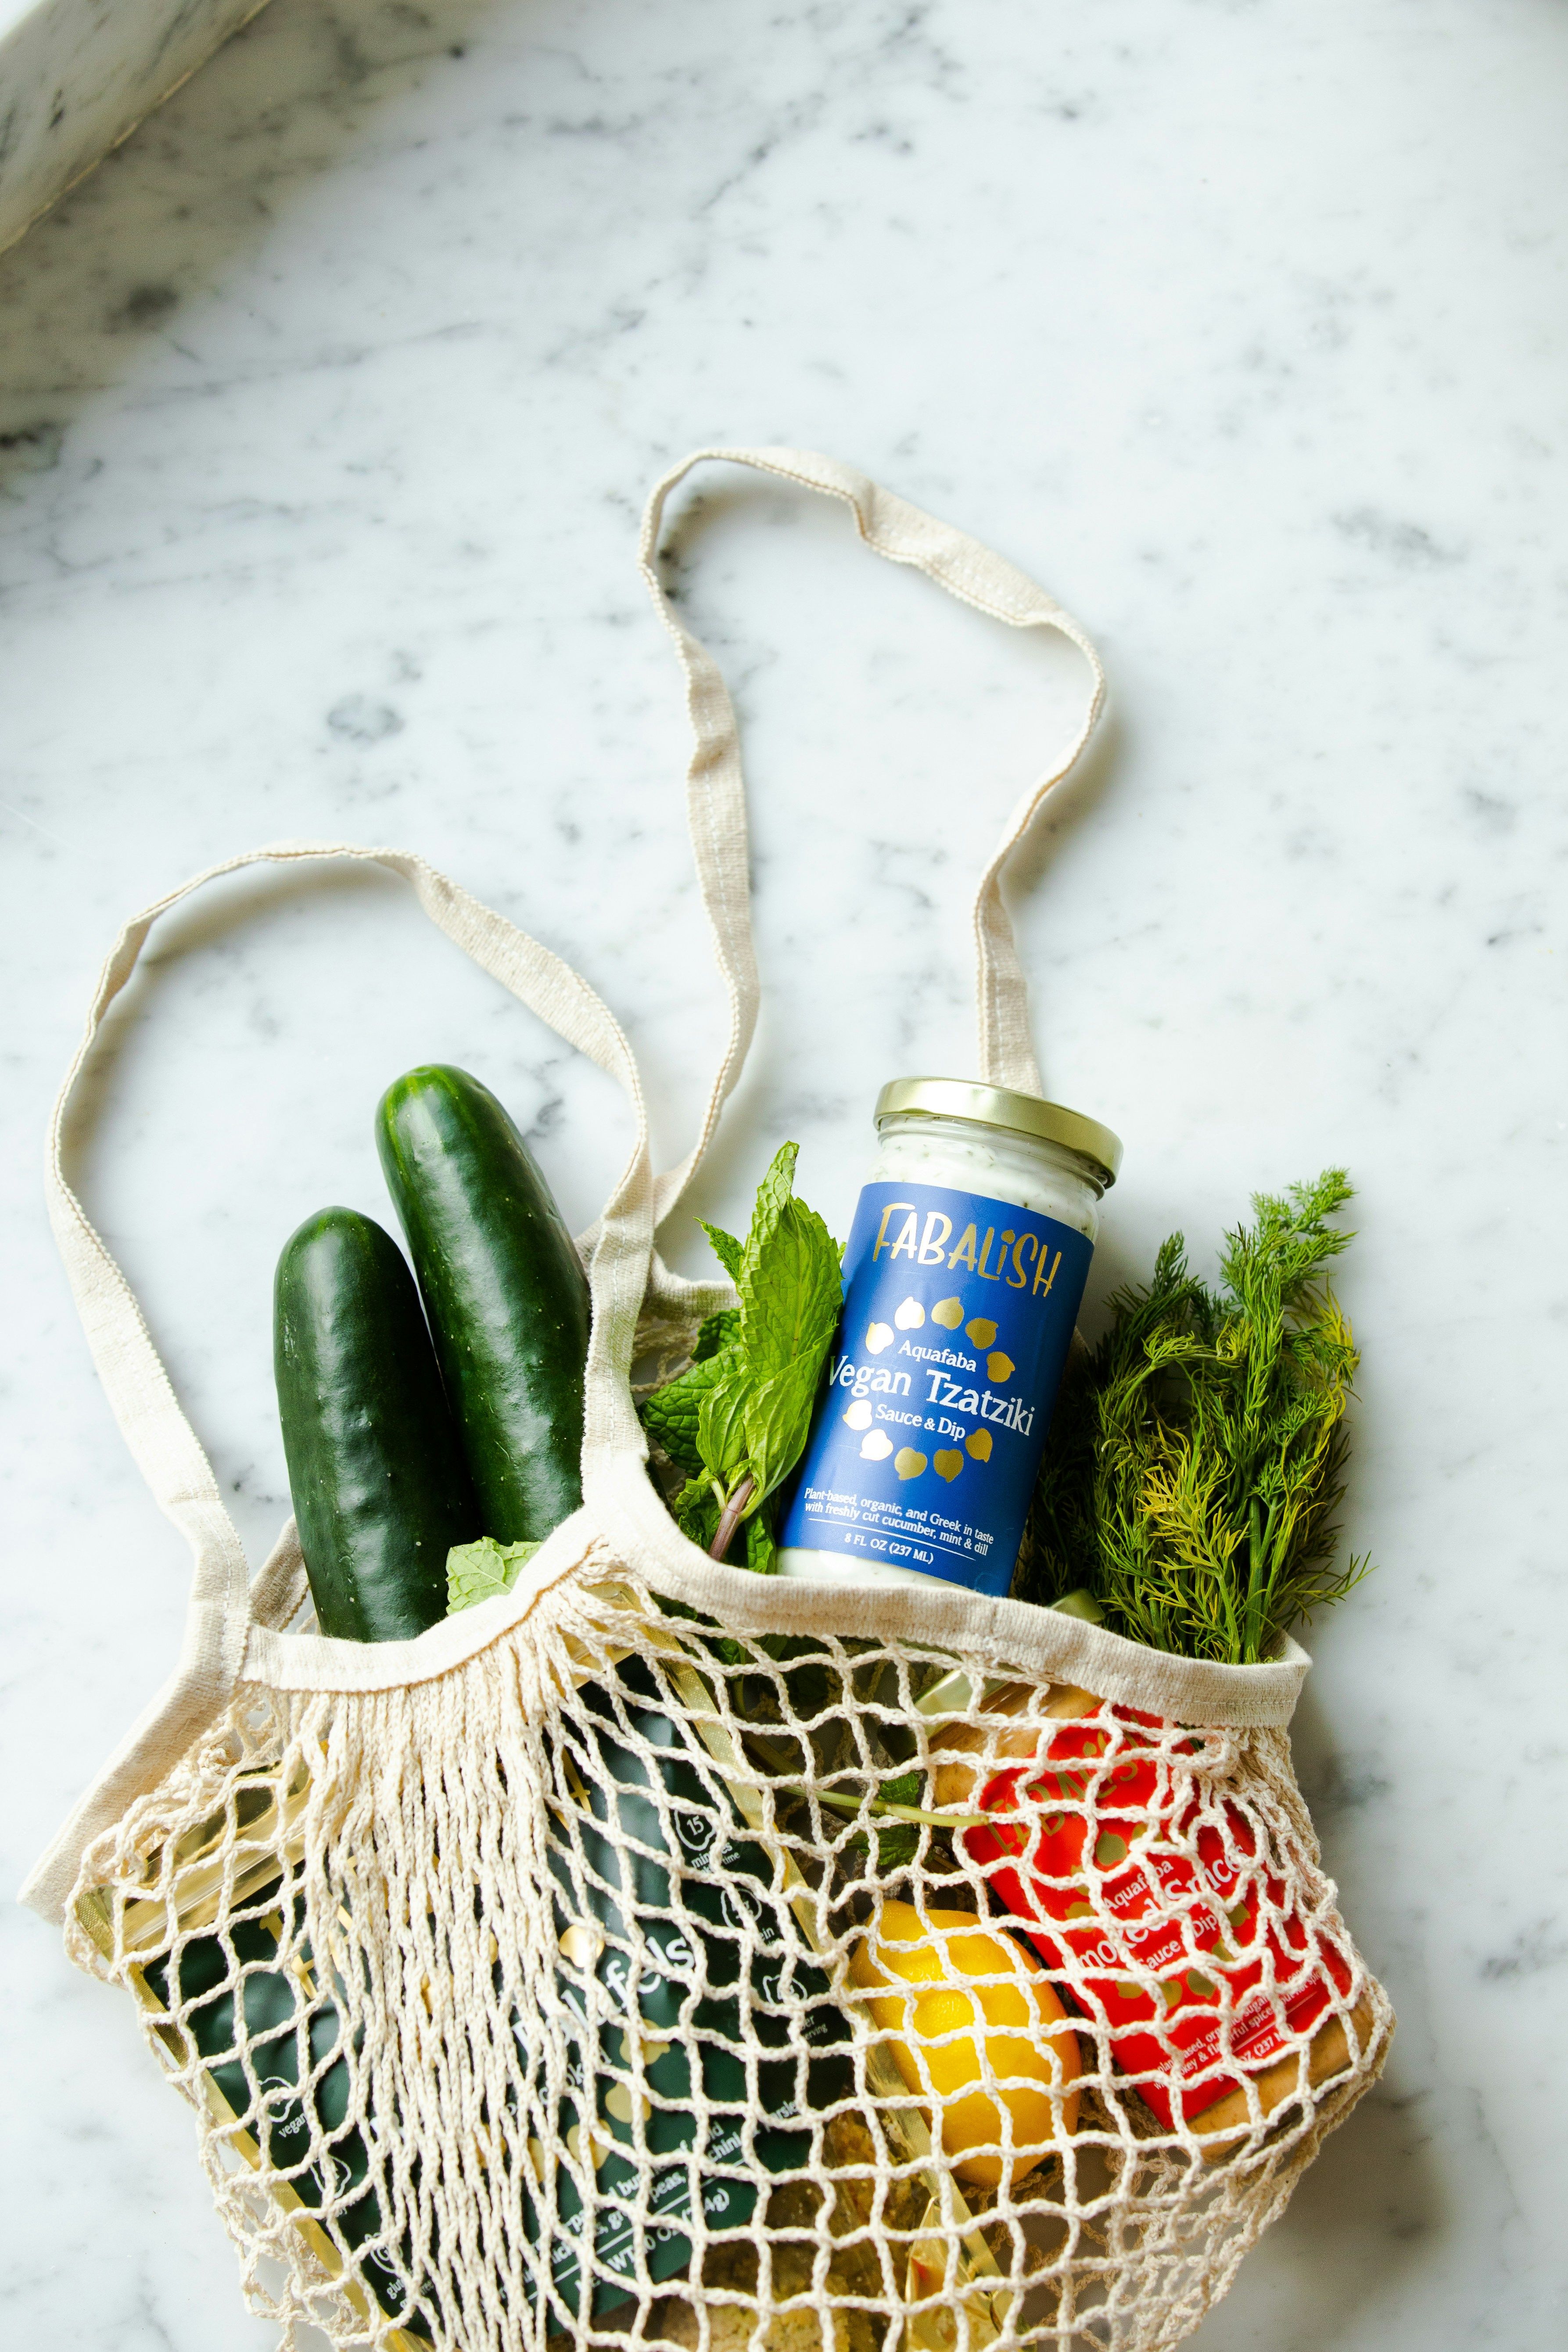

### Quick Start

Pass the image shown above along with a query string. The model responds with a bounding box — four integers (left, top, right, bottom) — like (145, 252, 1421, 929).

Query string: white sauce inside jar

(865, 1110, 1104, 1240)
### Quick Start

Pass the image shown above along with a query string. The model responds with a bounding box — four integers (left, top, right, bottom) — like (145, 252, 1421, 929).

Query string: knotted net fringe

(41, 456, 1386, 2351)
(67, 1530, 1389, 2352)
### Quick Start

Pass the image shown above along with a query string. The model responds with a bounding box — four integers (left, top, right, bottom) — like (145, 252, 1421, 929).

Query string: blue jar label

(778, 1180, 1093, 1597)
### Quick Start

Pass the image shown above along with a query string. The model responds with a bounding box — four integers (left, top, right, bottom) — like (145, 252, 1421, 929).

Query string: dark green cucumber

(375, 1066, 590, 1544)
(274, 1207, 479, 1641)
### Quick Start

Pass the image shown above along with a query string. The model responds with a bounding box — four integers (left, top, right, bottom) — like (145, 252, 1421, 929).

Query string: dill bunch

(1019, 1170, 1371, 1664)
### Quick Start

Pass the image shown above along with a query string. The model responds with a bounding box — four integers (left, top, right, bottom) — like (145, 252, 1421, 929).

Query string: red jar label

(959, 1702, 1351, 2128)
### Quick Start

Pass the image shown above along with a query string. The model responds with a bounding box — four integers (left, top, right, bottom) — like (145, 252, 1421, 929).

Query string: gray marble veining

(2, 3, 1565, 2347)
(0, 0, 272, 256)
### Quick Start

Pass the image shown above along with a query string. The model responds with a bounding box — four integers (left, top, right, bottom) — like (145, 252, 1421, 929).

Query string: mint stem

(814, 1788, 988, 1828)
(709, 1474, 757, 1563)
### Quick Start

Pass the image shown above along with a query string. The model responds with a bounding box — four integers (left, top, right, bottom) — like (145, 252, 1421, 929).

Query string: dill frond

(1016, 1171, 1372, 1664)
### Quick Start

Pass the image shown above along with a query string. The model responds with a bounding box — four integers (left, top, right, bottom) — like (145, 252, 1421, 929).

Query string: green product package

(142, 1891, 431, 2339)
(538, 1655, 856, 2325)
(133, 1656, 856, 2341)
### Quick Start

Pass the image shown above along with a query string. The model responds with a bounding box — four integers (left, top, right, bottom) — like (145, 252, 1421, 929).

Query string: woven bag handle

(44, 843, 654, 1557)
(637, 447, 1105, 1227)
(20, 842, 658, 1919)
(24, 454, 1110, 1921)
(42, 463, 1104, 1567)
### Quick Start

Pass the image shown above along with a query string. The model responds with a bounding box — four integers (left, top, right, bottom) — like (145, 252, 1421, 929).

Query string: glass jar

(776, 1077, 1121, 1598)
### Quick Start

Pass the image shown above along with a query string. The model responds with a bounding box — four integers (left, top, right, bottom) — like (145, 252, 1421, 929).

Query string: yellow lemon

(849, 1902, 1080, 2187)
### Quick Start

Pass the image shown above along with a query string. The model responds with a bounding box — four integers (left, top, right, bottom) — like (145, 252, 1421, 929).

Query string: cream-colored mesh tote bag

(23, 448, 1391, 2352)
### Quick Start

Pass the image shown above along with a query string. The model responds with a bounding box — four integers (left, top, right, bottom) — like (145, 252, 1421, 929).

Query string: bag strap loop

(43, 842, 655, 1648)
(637, 446, 1105, 1226)
(25, 451, 1104, 1924)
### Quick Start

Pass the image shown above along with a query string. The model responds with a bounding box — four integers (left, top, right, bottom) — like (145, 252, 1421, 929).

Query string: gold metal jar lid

(875, 1075, 1123, 1188)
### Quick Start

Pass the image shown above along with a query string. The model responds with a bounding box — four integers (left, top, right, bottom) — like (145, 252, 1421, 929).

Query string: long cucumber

(274, 1207, 478, 1641)
(375, 1066, 590, 1544)
(247, 1075, 596, 2335)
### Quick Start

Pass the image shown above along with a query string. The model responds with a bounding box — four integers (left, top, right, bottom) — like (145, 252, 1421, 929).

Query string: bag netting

(33, 449, 1391, 2352)
(66, 1498, 1389, 2352)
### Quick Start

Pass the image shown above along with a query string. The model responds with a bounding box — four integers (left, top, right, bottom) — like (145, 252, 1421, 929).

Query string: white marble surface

(3, 1, 1565, 2345)
(0, 0, 270, 257)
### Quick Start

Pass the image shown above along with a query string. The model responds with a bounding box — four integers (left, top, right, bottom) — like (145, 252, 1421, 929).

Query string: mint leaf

(641, 1310, 744, 1476)
(697, 1361, 752, 1484)
(739, 1142, 800, 1298)
(640, 1140, 843, 1574)
(741, 1355, 825, 1506)
(848, 1819, 923, 1873)
(742, 1193, 842, 1385)
(698, 1221, 745, 1284)
(643, 1346, 731, 1475)
(447, 1536, 542, 1615)
(693, 1307, 740, 1361)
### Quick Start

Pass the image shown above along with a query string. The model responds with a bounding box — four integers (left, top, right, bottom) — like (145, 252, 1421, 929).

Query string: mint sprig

(642, 1142, 840, 1570)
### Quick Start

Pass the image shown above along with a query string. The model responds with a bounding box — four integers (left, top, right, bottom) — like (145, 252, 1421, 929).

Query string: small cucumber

(274, 1207, 478, 1641)
(376, 1066, 590, 1545)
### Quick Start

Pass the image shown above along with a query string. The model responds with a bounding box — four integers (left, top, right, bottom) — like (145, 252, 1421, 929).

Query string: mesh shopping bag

(23, 449, 1391, 2352)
